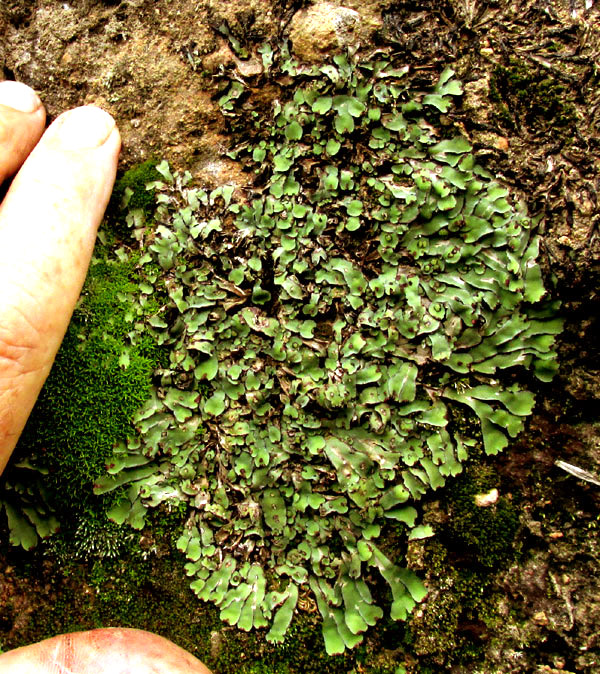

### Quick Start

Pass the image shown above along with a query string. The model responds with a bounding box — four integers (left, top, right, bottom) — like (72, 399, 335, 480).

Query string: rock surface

(289, 2, 360, 63)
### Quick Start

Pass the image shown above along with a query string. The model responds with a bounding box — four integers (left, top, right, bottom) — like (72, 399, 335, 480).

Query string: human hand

(0, 80, 120, 476)
(0, 82, 212, 673)
(0, 627, 212, 673)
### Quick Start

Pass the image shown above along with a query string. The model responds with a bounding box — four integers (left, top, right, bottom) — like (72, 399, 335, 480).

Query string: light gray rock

(289, 2, 360, 63)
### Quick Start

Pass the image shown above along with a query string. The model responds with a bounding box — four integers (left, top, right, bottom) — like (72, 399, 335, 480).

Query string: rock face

(289, 2, 360, 63)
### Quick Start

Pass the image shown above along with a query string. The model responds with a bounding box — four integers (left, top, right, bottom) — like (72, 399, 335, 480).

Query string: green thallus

(8, 45, 564, 655)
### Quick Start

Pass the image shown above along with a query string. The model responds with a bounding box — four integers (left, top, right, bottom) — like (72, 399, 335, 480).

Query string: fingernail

(49, 106, 116, 150)
(0, 80, 42, 113)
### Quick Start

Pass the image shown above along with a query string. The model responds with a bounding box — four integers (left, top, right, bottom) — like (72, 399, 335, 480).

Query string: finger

(0, 80, 46, 184)
(0, 106, 121, 475)
(0, 628, 213, 673)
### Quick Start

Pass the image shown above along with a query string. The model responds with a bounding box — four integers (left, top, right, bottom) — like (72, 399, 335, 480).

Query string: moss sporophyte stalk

(2, 46, 562, 654)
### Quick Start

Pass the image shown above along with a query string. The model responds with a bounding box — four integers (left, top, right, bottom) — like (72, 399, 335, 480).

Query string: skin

(0, 82, 120, 474)
(0, 628, 212, 673)
(0, 81, 213, 673)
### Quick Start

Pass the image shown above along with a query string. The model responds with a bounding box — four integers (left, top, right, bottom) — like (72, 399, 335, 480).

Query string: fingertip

(0, 80, 43, 114)
(105, 123, 123, 158)
(0, 81, 46, 183)
(46, 106, 119, 151)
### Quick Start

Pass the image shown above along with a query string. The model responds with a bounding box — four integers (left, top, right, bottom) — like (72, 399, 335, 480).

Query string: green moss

(14, 543, 219, 662)
(445, 466, 519, 568)
(490, 58, 577, 136)
(408, 542, 496, 667)
(12, 239, 162, 516)
(4, 538, 375, 674)
(208, 610, 357, 674)
(106, 159, 163, 230)
(407, 462, 521, 668)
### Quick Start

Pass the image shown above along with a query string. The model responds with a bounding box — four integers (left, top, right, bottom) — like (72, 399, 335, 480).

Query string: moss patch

(409, 541, 505, 667)
(408, 463, 520, 668)
(444, 466, 520, 568)
(0, 517, 410, 674)
(23, 259, 158, 509)
(490, 58, 577, 137)
(106, 159, 163, 231)
(2, 232, 164, 538)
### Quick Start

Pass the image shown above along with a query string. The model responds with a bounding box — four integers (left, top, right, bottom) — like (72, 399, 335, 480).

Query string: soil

(1, 0, 599, 672)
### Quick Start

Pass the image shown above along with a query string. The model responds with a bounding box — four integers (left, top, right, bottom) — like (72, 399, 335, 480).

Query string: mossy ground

(489, 57, 577, 138)
(106, 159, 163, 230)
(407, 463, 521, 668)
(0, 514, 405, 673)
(0, 455, 530, 672)
(0, 164, 167, 554)
(444, 465, 520, 569)
(14, 246, 161, 515)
